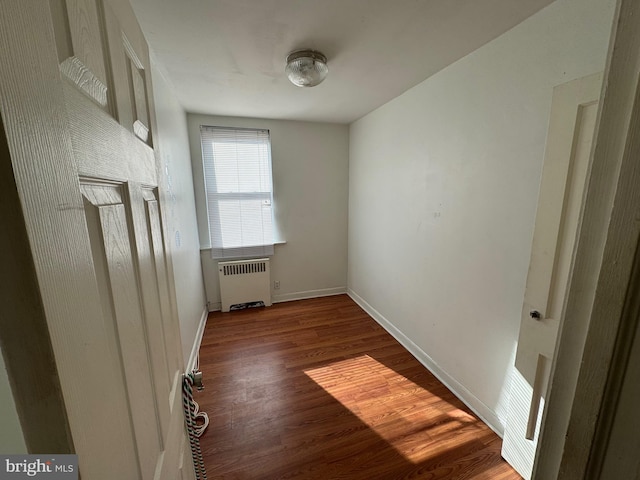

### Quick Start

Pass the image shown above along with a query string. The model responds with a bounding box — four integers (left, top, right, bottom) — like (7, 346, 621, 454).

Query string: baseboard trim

(186, 307, 208, 373)
(207, 287, 347, 312)
(347, 288, 504, 437)
(272, 287, 347, 304)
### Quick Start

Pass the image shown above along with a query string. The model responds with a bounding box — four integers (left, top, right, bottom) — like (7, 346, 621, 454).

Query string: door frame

(533, 0, 640, 477)
(502, 71, 602, 480)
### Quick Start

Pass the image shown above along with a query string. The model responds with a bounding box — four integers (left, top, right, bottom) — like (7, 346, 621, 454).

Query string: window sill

(200, 240, 286, 252)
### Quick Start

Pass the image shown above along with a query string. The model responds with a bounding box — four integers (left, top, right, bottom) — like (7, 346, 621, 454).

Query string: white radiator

(218, 258, 272, 312)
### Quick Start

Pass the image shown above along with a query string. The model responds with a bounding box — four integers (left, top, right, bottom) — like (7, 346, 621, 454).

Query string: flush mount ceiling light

(285, 49, 328, 87)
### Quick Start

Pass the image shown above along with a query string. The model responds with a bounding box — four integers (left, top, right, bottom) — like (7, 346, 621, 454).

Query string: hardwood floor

(195, 295, 521, 479)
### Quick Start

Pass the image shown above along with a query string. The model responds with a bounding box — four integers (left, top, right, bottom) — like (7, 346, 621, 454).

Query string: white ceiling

(130, 0, 554, 124)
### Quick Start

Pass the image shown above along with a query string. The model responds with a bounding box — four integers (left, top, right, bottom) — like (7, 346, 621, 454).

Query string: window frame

(200, 125, 275, 259)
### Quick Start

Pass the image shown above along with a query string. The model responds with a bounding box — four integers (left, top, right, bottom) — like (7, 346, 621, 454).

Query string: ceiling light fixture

(285, 49, 328, 87)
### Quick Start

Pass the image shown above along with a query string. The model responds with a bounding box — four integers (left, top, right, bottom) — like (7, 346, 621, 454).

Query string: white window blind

(200, 126, 275, 259)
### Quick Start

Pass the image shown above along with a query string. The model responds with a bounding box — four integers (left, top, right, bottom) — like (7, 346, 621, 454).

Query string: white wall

(188, 114, 349, 309)
(348, 0, 614, 433)
(0, 349, 26, 453)
(152, 63, 207, 368)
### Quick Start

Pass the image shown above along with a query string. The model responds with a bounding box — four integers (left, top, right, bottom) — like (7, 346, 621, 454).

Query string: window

(200, 126, 275, 259)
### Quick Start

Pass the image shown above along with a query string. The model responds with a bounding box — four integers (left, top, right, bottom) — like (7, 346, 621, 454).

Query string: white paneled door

(0, 1, 193, 479)
(502, 72, 602, 479)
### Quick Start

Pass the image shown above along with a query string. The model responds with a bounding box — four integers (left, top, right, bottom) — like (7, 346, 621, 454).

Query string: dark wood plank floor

(195, 295, 521, 479)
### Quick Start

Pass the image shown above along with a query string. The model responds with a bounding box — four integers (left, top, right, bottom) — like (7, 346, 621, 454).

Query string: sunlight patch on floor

(304, 354, 481, 464)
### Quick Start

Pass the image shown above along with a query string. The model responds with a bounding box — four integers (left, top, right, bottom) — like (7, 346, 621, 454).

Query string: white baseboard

(207, 287, 346, 312)
(272, 286, 346, 304)
(347, 288, 505, 437)
(186, 307, 208, 373)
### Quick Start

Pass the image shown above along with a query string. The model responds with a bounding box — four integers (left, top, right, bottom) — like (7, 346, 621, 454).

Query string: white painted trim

(207, 287, 346, 311)
(348, 288, 504, 437)
(534, 1, 640, 477)
(199, 240, 287, 252)
(272, 287, 346, 304)
(186, 307, 208, 373)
